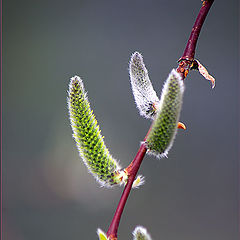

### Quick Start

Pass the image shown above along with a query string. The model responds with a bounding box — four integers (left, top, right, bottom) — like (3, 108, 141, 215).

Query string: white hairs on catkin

(133, 226, 152, 240)
(129, 52, 160, 119)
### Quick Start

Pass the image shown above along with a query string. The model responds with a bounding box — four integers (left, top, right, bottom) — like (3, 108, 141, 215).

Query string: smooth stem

(106, 1, 214, 239)
(177, 0, 214, 79)
(182, 0, 214, 61)
(107, 143, 147, 240)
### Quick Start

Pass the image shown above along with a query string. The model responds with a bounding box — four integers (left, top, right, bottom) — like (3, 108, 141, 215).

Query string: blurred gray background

(3, 0, 239, 239)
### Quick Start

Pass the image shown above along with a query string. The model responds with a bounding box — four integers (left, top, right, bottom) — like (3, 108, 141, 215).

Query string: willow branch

(106, 1, 214, 239)
(106, 143, 147, 240)
(177, 0, 214, 79)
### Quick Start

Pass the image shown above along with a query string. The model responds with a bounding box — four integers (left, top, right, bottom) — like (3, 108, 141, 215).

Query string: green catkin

(68, 76, 122, 187)
(146, 69, 184, 158)
(133, 226, 152, 240)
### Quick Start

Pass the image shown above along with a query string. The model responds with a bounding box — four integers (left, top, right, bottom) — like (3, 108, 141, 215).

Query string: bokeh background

(3, 0, 239, 239)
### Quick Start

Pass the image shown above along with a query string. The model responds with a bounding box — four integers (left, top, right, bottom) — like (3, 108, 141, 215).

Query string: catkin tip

(131, 51, 143, 62)
(69, 75, 82, 86)
(97, 228, 108, 240)
(133, 226, 152, 240)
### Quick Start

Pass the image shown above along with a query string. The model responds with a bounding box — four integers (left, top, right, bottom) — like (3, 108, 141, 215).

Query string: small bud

(129, 52, 160, 119)
(146, 69, 184, 158)
(68, 76, 123, 187)
(113, 169, 144, 188)
(133, 226, 152, 240)
(177, 121, 186, 130)
(132, 175, 145, 188)
(97, 229, 109, 240)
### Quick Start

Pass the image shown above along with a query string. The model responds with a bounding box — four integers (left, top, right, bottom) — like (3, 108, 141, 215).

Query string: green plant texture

(146, 69, 184, 158)
(68, 76, 122, 187)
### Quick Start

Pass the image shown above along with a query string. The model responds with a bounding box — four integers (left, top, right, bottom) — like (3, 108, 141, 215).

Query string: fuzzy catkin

(146, 69, 184, 158)
(68, 76, 121, 187)
(129, 52, 160, 119)
(133, 226, 152, 240)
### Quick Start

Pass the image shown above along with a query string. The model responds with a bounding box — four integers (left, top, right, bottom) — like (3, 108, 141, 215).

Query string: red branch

(106, 1, 214, 239)
(177, 0, 214, 79)
(106, 128, 151, 240)
(106, 143, 147, 240)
